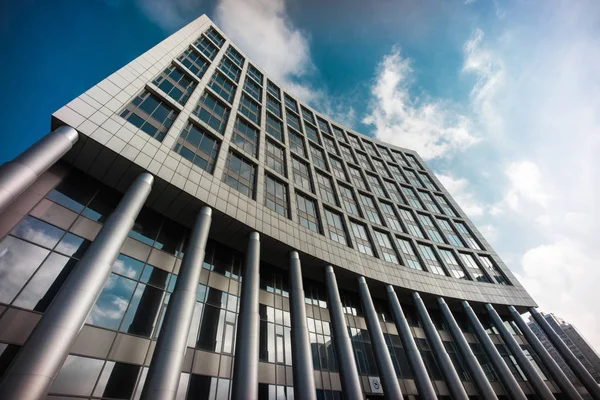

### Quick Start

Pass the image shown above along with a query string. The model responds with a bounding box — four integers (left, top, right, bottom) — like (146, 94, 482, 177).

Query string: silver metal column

(358, 277, 403, 399)
(486, 304, 555, 399)
(231, 232, 261, 400)
(0, 126, 78, 213)
(509, 307, 582, 400)
(438, 299, 497, 400)
(325, 266, 362, 399)
(413, 293, 468, 400)
(387, 286, 437, 399)
(462, 301, 527, 400)
(530, 307, 600, 399)
(288, 251, 316, 400)
(141, 207, 212, 400)
(0, 172, 153, 400)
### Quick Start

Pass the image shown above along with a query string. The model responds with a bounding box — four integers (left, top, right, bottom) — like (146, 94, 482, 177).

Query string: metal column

(486, 304, 555, 399)
(438, 298, 497, 400)
(413, 293, 468, 400)
(325, 266, 363, 399)
(387, 286, 437, 399)
(462, 301, 527, 400)
(530, 307, 600, 399)
(141, 207, 212, 400)
(288, 251, 316, 400)
(231, 232, 261, 400)
(358, 277, 403, 399)
(509, 307, 582, 400)
(0, 172, 154, 400)
(0, 126, 78, 213)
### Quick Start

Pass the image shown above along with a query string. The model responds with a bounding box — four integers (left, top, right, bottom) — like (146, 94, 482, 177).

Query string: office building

(0, 15, 598, 400)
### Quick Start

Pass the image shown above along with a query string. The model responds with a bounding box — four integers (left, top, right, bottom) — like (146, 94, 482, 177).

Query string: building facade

(528, 314, 600, 394)
(0, 14, 598, 400)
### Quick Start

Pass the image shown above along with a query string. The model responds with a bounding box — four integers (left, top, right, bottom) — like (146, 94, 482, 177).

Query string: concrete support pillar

(325, 266, 362, 400)
(414, 293, 468, 400)
(462, 301, 527, 400)
(288, 251, 316, 400)
(141, 207, 212, 400)
(358, 277, 403, 399)
(0, 172, 154, 400)
(0, 126, 78, 213)
(529, 307, 600, 399)
(486, 304, 555, 399)
(509, 307, 582, 400)
(438, 299, 497, 400)
(231, 232, 261, 400)
(387, 286, 437, 399)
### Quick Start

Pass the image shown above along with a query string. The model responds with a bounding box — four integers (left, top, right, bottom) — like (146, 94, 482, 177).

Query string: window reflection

(94, 361, 141, 399)
(47, 170, 97, 213)
(11, 216, 65, 249)
(83, 187, 120, 223)
(121, 283, 165, 337)
(87, 273, 137, 330)
(49, 355, 104, 396)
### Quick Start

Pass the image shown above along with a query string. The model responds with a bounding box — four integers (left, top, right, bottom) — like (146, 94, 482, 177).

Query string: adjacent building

(0, 14, 598, 400)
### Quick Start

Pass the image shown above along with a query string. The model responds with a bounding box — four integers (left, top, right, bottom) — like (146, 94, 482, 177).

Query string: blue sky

(1, 0, 600, 350)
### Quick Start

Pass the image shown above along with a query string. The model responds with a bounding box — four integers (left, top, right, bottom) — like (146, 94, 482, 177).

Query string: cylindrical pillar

(462, 301, 527, 400)
(414, 293, 468, 400)
(387, 286, 437, 399)
(231, 232, 261, 400)
(325, 266, 362, 399)
(0, 172, 153, 400)
(141, 207, 212, 400)
(509, 307, 582, 400)
(358, 277, 403, 399)
(288, 251, 316, 400)
(438, 299, 497, 400)
(0, 126, 78, 213)
(529, 308, 600, 399)
(486, 304, 555, 399)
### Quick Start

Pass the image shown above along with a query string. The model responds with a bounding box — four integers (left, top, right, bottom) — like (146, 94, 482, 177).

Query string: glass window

(46, 170, 97, 213)
(436, 194, 457, 217)
(177, 47, 210, 79)
(380, 202, 403, 232)
(339, 144, 356, 164)
(247, 64, 263, 85)
(397, 238, 423, 270)
(205, 27, 225, 47)
(358, 193, 382, 225)
(174, 121, 220, 173)
(301, 106, 315, 125)
(418, 214, 445, 244)
(332, 125, 346, 142)
(420, 191, 442, 214)
(363, 141, 378, 157)
(383, 180, 404, 204)
(87, 273, 137, 330)
(374, 230, 399, 264)
(289, 130, 305, 157)
(324, 209, 347, 246)
(316, 172, 337, 206)
(244, 76, 262, 102)
(292, 157, 312, 192)
(478, 255, 510, 285)
(305, 123, 320, 144)
(194, 35, 219, 60)
(310, 145, 328, 171)
(193, 91, 230, 134)
(393, 151, 410, 167)
(436, 218, 464, 247)
(439, 249, 467, 279)
(455, 222, 482, 250)
(459, 253, 489, 282)
(356, 151, 372, 170)
(366, 173, 386, 198)
(284, 94, 298, 113)
(347, 134, 362, 150)
(232, 117, 259, 157)
(296, 193, 320, 233)
(238, 94, 261, 125)
(223, 151, 256, 198)
(418, 245, 447, 276)
(225, 45, 245, 67)
(348, 166, 366, 190)
(93, 362, 141, 399)
(329, 157, 347, 181)
(286, 111, 302, 132)
(218, 57, 241, 83)
(82, 186, 120, 223)
(267, 80, 281, 99)
(120, 282, 165, 337)
(419, 173, 437, 190)
(50, 355, 104, 396)
(152, 65, 197, 105)
(406, 170, 424, 188)
(402, 186, 424, 210)
(265, 139, 285, 176)
(208, 71, 236, 103)
(378, 146, 394, 162)
(398, 208, 424, 238)
(266, 113, 283, 142)
(317, 118, 331, 134)
(350, 222, 373, 256)
(338, 184, 360, 217)
(372, 159, 390, 178)
(120, 90, 178, 141)
(264, 175, 288, 217)
(266, 95, 281, 118)
(388, 164, 406, 184)
(406, 154, 423, 170)
(322, 134, 337, 154)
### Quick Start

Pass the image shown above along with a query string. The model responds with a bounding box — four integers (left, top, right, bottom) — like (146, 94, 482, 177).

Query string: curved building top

(52, 14, 535, 307)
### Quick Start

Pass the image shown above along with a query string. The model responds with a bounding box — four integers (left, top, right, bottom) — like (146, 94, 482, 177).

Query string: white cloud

(500, 160, 550, 213)
(363, 47, 479, 160)
(135, 0, 202, 31)
(435, 173, 486, 217)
